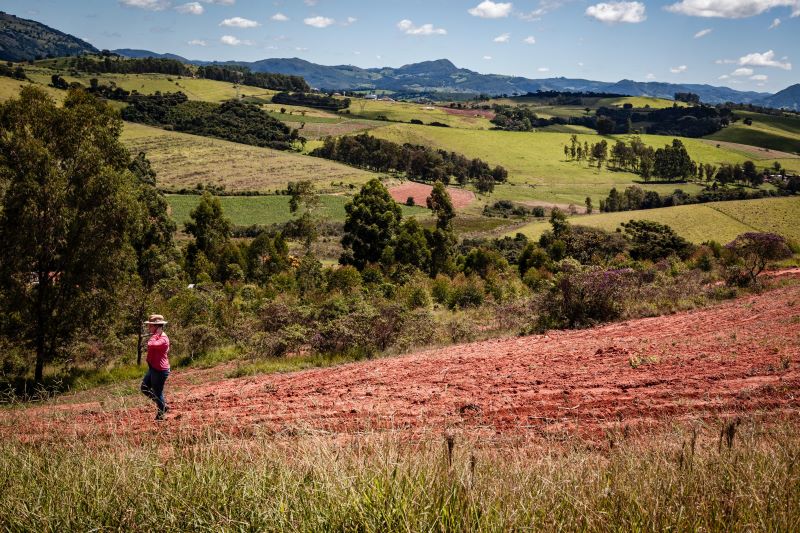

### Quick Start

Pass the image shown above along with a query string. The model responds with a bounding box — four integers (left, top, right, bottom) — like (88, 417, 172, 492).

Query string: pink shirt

(146, 332, 170, 371)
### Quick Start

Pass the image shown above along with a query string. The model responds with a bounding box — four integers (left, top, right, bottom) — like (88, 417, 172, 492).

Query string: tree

(184, 192, 232, 280)
(426, 181, 457, 276)
(341, 178, 402, 269)
(724, 232, 791, 286)
(287, 180, 321, 250)
(393, 218, 431, 272)
(585, 196, 593, 214)
(621, 220, 693, 261)
(0, 87, 140, 382)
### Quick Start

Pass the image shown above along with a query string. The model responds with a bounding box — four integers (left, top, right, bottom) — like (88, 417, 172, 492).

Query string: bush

(448, 275, 484, 309)
(724, 232, 792, 286)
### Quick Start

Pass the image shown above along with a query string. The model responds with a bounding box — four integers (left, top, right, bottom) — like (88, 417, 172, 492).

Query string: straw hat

(144, 314, 168, 325)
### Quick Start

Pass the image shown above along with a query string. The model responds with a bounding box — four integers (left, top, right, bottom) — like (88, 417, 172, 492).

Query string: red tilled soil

(389, 182, 475, 209)
(5, 282, 800, 443)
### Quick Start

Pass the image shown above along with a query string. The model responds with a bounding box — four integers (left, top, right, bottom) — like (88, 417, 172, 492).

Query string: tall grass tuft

(1, 422, 799, 531)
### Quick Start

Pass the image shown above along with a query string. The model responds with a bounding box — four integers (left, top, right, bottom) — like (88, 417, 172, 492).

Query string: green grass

(0, 75, 63, 102)
(706, 110, 800, 155)
(1, 423, 798, 531)
(370, 124, 754, 206)
(168, 194, 429, 227)
(510, 196, 800, 243)
(344, 99, 493, 129)
(121, 122, 379, 193)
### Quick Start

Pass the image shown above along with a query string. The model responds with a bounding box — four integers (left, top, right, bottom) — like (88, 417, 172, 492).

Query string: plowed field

(389, 182, 475, 209)
(5, 282, 799, 444)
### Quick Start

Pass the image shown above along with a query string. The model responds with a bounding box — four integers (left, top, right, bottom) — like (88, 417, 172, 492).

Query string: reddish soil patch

(440, 106, 495, 119)
(389, 182, 475, 209)
(5, 282, 800, 443)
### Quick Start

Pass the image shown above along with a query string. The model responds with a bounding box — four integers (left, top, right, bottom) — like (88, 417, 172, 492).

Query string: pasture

(509, 196, 800, 244)
(706, 110, 800, 155)
(121, 122, 378, 193)
(343, 99, 493, 129)
(370, 123, 758, 205)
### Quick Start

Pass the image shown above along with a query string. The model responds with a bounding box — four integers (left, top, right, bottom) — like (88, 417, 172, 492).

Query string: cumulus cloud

(750, 74, 768, 80)
(718, 74, 730, 79)
(494, 33, 511, 42)
(537, 67, 550, 72)
(176, 2, 203, 14)
(739, 49, 792, 69)
(732, 67, 754, 76)
(342, 16, 357, 26)
(119, 0, 171, 11)
(187, 39, 207, 46)
(271, 13, 288, 22)
(523, 36, 536, 44)
(665, 0, 800, 18)
(397, 19, 447, 35)
(468, 1, 513, 18)
(670, 65, 687, 73)
(645, 73, 656, 79)
(694, 28, 712, 37)
(220, 35, 252, 45)
(715, 58, 736, 64)
(769, 17, 782, 27)
(519, 0, 567, 20)
(220, 16, 260, 27)
(304, 16, 335, 28)
(585, 2, 646, 23)
(483, 55, 493, 60)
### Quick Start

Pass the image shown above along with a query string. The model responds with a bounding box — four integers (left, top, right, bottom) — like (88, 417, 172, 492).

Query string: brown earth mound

(389, 182, 475, 209)
(5, 282, 799, 444)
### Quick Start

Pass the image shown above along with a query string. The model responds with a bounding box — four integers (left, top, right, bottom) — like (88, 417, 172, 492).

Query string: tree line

(599, 184, 791, 213)
(121, 91, 302, 150)
(310, 133, 508, 192)
(70, 55, 191, 76)
(272, 92, 351, 111)
(196, 65, 309, 92)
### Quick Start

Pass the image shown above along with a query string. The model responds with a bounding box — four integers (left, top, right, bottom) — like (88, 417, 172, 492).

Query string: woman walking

(140, 314, 171, 420)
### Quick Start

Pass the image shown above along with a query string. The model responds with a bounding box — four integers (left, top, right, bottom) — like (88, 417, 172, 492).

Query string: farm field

(121, 122, 378, 193)
(343, 98, 493, 129)
(7, 279, 798, 442)
(510, 196, 800, 243)
(168, 193, 428, 227)
(0, 75, 63, 102)
(370, 123, 758, 205)
(706, 110, 800, 155)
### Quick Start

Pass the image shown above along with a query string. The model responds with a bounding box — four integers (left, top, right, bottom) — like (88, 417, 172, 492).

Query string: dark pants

(141, 367, 170, 413)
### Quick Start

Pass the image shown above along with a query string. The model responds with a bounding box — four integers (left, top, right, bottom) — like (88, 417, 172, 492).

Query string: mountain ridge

(0, 11, 97, 61)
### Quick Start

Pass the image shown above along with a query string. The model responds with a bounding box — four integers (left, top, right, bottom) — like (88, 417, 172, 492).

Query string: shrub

(448, 275, 484, 309)
(724, 232, 792, 286)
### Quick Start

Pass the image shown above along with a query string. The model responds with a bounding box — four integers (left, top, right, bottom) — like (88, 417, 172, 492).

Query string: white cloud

(665, 0, 800, 18)
(271, 13, 289, 22)
(732, 67, 754, 76)
(715, 58, 736, 64)
(483, 55, 493, 60)
(670, 65, 687, 73)
(519, 0, 566, 20)
(494, 32, 511, 42)
(204, 0, 235, 5)
(739, 49, 791, 69)
(220, 16, 260, 28)
(769, 17, 782, 27)
(119, 0, 170, 11)
(694, 28, 712, 38)
(645, 73, 655, 79)
(187, 39, 207, 46)
(718, 74, 730, 79)
(585, 2, 646, 23)
(304, 16, 335, 28)
(750, 74, 768, 80)
(342, 16, 357, 26)
(295, 47, 309, 52)
(537, 67, 550, 72)
(397, 19, 447, 35)
(523, 35, 536, 44)
(468, 1, 513, 18)
(220, 35, 252, 45)
(176, 2, 203, 14)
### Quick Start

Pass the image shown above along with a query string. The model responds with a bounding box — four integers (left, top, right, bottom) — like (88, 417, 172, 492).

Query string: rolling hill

(0, 11, 97, 61)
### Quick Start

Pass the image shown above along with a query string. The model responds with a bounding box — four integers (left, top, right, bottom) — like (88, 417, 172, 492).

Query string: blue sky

(6, 0, 798, 92)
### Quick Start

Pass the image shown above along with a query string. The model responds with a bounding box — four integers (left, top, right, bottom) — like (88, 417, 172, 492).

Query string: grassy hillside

(0, 75, 62, 101)
(370, 124, 758, 205)
(168, 193, 428, 227)
(706, 110, 800, 155)
(121, 122, 378, 193)
(343, 99, 493, 129)
(510, 196, 800, 243)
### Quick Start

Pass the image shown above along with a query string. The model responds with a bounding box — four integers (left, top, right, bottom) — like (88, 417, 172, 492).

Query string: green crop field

(370, 123, 757, 205)
(598, 96, 688, 109)
(168, 193, 428, 227)
(706, 110, 800, 155)
(509, 196, 800, 243)
(121, 122, 379, 193)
